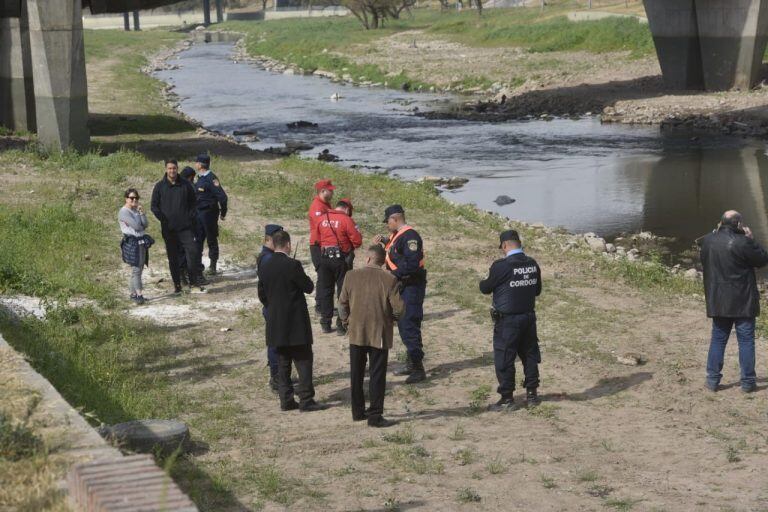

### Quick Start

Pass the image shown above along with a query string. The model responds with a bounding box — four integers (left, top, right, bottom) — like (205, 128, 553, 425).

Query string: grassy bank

(5, 25, 768, 512)
(223, 6, 652, 92)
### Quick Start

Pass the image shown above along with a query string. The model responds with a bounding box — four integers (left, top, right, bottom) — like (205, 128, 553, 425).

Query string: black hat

(499, 229, 521, 248)
(383, 204, 405, 223)
(195, 154, 211, 166)
(180, 166, 195, 179)
(264, 224, 283, 236)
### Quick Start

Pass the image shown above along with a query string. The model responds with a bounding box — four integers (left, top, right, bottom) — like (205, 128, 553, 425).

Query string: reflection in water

(156, 42, 768, 252)
(643, 146, 768, 249)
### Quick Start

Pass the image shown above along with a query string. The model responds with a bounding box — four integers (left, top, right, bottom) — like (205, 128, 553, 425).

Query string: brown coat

(339, 265, 404, 349)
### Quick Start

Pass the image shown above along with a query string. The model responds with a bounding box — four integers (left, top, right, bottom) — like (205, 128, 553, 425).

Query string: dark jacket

(257, 252, 314, 347)
(700, 226, 768, 318)
(120, 234, 155, 267)
(195, 171, 228, 217)
(150, 176, 198, 232)
(479, 252, 541, 315)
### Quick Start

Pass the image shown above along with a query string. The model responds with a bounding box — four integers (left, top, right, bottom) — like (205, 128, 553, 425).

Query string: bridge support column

(26, 0, 89, 151)
(696, 0, 768, 90)
(0, 2, 35, 132)
(644, 0, 704, 90)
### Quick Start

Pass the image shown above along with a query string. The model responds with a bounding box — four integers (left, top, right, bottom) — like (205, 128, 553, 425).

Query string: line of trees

(335, 0, 417, 28)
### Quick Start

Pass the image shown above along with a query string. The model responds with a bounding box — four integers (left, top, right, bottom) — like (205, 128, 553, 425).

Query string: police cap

(499, 229, 521, 248)
(195, 154, 211, 166)
(264, 224, 283, 236)
(383, 204, 405, 223)
(180, 166, 196, 180)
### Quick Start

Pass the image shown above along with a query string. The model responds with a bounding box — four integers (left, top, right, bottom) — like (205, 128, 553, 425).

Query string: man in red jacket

(315, 198, 363, 334)
(308, 179, 335, 313)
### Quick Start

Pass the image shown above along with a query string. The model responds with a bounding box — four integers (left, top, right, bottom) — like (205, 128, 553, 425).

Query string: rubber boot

(405, 360, 426, 384)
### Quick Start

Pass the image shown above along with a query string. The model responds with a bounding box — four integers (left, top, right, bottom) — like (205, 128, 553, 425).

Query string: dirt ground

(107, 175, 768, 512)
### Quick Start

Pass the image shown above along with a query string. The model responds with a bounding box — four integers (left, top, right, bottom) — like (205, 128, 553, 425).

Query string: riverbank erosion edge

(3, 27, 768, 510)
(219, 11, 768, 138)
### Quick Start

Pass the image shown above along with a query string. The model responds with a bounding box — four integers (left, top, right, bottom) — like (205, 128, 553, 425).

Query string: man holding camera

(480, 229, 542, 411)
(315, 198, 362, 334)
(700, 210, 768, 393)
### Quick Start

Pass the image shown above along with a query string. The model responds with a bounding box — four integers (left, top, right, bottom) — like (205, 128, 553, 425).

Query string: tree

(338, 0, 415, 28)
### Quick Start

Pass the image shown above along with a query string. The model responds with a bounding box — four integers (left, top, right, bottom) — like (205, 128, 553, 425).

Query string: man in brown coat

(339, 245, 404, 428)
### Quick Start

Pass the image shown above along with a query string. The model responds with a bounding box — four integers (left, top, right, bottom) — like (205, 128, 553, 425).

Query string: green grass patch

(0, 412, 44, 462)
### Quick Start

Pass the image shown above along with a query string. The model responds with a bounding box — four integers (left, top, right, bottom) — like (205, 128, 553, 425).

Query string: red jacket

(316, 210, 363, 254)
(308, 196, 331, 245)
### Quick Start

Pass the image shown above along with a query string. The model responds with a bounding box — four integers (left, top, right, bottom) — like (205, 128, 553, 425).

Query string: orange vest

(384, 225, 426, 271)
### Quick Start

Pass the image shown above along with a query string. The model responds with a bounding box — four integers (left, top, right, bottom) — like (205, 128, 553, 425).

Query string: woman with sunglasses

(119, 188, 150, 305)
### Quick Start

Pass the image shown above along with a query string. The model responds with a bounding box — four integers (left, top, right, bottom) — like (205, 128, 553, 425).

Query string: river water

(156, 42, 768, 252)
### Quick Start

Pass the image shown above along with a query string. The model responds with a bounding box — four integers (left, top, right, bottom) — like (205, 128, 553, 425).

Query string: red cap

(314, 179, 336, 191)
(337, 198, 353, 214)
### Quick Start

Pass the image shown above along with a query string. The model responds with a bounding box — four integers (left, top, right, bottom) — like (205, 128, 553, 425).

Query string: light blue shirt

(506, 248, 524, 257)
(199, 169, 211, 178)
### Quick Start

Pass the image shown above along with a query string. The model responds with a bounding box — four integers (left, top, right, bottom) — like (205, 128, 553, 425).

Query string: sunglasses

(128, 196, 139, 200)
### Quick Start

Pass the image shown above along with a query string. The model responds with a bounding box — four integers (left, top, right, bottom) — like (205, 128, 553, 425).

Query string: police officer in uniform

(194, 154, 228, 276)
(375, 205, 427, 384)
(315, 199, 362, 334)
(479, 230, 542, 411)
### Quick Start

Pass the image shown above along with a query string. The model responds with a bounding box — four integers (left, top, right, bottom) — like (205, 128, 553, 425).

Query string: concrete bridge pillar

(0, 1, 35, 132)
(644, 0, 704, 90)
(26, 0, 89, 151)
(645, 0, 768, 91)
(696, 0, 768, 90)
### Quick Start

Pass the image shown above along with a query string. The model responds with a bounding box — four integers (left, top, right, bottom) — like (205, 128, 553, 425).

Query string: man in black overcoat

(257, 229, 327, 412)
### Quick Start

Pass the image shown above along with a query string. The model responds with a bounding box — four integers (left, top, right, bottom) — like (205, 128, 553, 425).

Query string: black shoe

(352, 411, 368, 422)
(196, 276, 210, 287)
(705, 382, 720, 393)
(135, 295, 146, 306)
(173, 284, 183, 294)
(320, 323, 335, 334)
(742, 385, 757, 394)
(206, 261, 218, 276)
(488, 396, 517, 412)
(281, 400, 299, 411)
(393, 355, 414, 376)
(368, 416, 396, 428)
(405, 361, 426, 384)
(526, 388, 541, 407)
(336, 324, 347, 336)
(299, 399, 328, 412)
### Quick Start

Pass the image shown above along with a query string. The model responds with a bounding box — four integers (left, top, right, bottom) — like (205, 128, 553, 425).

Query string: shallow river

(156, 42, 768, 251)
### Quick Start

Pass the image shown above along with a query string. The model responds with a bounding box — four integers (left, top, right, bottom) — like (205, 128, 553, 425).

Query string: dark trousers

(276, 345, 315, 407)
(398, 283, 425, 362)
(196, 209, 220, 267)
(317, 255, 348, 325)
(262, 308, 279, 375)
(493, 311, 541, 397)
(350, 345, 389, 421)
(162, 228, 202, 287)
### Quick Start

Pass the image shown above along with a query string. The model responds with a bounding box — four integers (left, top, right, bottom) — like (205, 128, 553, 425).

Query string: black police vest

(493, 254, 540, 315)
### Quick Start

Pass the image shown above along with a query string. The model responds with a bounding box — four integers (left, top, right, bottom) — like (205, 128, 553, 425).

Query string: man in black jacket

(480, 230, 542, 411)
(150, 159, 205, 294)
(258, 230, 326, 412)
(700, 210, 768, 393)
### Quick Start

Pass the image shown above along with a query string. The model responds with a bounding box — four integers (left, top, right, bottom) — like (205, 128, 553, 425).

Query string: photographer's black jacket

(700, 226, 768, 318)
(479, 252, 542, 314)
